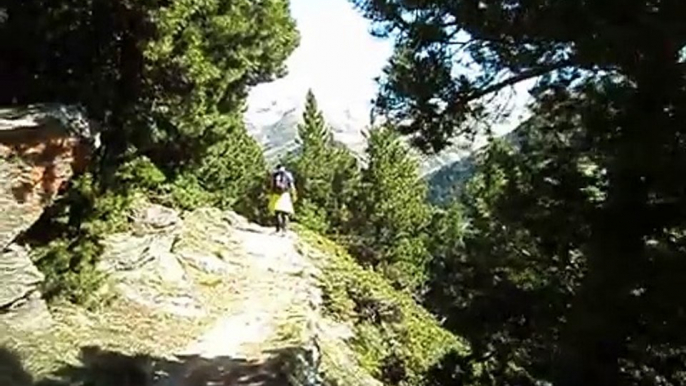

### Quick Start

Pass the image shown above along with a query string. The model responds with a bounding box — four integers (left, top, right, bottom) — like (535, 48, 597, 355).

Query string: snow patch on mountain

(245, 78, 533, 175)
(245, 84, 371, 162)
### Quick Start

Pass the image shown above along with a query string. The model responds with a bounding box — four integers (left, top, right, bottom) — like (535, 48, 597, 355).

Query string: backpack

(272, 170, 291, 193)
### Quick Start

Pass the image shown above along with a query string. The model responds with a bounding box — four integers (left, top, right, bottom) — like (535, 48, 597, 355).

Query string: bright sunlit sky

(247, 0, 393, 122)
(286, 0, 394, 111)
(247, 0, 532, 145)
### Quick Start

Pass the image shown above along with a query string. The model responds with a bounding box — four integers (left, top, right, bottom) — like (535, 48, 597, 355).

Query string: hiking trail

(154, 220, 323, 386)
(2, 205, 391, 386)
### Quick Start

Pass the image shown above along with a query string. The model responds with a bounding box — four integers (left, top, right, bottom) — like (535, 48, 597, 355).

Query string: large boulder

(98, 201, 207, 318)
(0, 104, 99, 250)
(0, 104, 98, 327)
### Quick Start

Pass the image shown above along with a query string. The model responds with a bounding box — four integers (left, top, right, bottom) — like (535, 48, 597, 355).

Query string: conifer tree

(291, 90, 360, 232)
(353, 0, 686, 383)
(297, 90, 333, 151)
(349, 125, 431, 293)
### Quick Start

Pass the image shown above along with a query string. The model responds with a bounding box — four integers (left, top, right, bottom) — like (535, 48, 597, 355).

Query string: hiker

(268, 164, 297, 235)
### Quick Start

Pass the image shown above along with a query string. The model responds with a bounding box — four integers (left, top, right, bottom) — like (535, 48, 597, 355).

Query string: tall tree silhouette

(352, 0, 686, 384)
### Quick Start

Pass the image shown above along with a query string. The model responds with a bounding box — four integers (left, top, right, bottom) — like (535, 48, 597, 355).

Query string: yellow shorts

(268, 192, 294, 215)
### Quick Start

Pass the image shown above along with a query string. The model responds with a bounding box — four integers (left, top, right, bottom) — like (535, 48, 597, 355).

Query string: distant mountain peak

(245, 76, 531, 173)
(245, 85, 370, 162)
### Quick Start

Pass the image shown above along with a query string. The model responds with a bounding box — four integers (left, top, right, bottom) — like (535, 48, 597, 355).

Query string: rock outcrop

(0, 104, 98, 328)
(101, 201, 381, 386)
(98, 201, 207, 318)
(0, 244, 51, 330)
(0, 104, 98, 249)
(1, 199, 462, 385)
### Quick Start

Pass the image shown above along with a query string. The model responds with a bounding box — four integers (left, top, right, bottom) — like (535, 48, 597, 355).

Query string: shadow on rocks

(0, 346, 34, 386)
(2, 344, 305, 386)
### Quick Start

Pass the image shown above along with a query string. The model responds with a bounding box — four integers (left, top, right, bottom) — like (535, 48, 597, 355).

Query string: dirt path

(155, 223, 322, 386)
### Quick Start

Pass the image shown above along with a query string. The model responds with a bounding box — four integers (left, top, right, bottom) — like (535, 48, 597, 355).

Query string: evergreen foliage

(0, 0, 299, 303)
(347, 125, 432, 294)
(352, 0, 686, 383)
(289, 90, 361, 233)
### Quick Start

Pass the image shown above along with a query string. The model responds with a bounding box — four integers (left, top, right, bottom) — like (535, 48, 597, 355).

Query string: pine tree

(290, 90, 360, 233)
(328, 144, 362, 232)
(354, 0, 686, 384)
(297, 89, 333, 151)
(349, 125, 431, 293)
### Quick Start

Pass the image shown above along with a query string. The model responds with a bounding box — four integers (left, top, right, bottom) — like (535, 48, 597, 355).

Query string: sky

(246, 0, 532, 150)
(246, 0, 394, 122)
(285, 0, 395, 111)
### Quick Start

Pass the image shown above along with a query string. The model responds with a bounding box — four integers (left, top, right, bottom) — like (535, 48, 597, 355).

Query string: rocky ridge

(0, 107, 462, 386)
(2, 190, 461, 385)
(0, 197, 389, 385)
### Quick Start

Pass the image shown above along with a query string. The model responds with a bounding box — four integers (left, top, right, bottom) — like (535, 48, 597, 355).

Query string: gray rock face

(0, 244, 43, 309)
(0, 104, 97, 329)
(0, 104, 98, 251)
(98, 203, 202, 318)
(0, 244, 53, 329)
(175, 250, 229, 275)
(130, 201, 182, 233)
(97, 202, 243, 318)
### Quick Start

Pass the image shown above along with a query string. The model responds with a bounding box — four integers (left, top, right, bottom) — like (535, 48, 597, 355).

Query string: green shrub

(297, 228, 468, 386)
(158, 173, 216, 212)
(294, 200, 330, 234)
(22, 157, 160, 306)
(32, 236, 108, 309)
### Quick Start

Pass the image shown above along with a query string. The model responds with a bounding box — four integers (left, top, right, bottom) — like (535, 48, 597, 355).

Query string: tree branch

(465, 60, 574, 103)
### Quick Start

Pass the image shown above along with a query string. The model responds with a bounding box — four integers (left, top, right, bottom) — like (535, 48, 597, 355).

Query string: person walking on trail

(268, 164, 297, 235)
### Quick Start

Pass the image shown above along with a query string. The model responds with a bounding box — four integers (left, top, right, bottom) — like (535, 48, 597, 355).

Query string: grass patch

(272, 301, 382, 386)
(296, 226, 469, 386)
